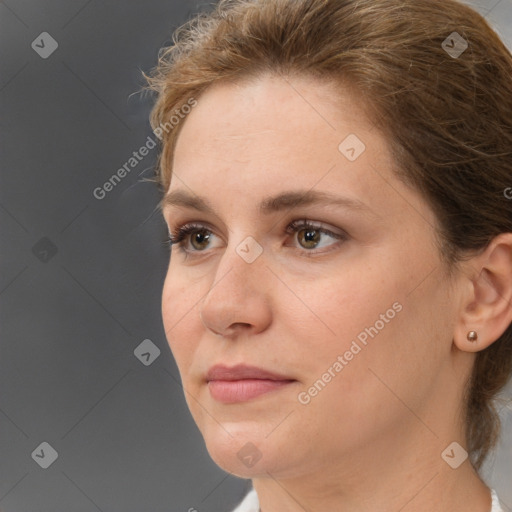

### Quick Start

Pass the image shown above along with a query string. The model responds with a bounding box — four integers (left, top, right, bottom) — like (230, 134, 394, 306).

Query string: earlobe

(466, 330, 478, 343)
(453, 233, 512, 353)
(453, 327, 484, 353)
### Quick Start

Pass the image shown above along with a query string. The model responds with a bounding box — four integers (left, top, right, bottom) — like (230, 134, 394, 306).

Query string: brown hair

(144, 0, 512, 469)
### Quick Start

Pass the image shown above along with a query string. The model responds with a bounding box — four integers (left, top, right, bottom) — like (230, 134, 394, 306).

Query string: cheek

(280, 260, 402, 351)
(281, 268, 433, 441)
(161, 267, 178, 332)
(280, 252, 435, 400)
(161, 267, 202, 371)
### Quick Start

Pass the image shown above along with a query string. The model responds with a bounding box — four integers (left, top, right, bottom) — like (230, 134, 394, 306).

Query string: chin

(205, 439, 267, 478)
(202, 424, 317, 482)
(199, 422, 279, 477)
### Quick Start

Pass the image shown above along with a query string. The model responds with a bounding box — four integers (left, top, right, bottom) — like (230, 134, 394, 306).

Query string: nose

(199, 243, 273, 338)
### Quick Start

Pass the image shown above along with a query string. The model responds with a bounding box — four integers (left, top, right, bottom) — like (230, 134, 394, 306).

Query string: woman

(145, 0, 512, 510)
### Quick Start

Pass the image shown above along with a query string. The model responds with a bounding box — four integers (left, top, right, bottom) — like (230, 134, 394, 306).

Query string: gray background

(0, 0, 511, 510)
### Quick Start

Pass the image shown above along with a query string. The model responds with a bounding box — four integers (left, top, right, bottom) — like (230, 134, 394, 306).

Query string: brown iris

(190, 229, 211, 250)
(298, 228, 321, 249)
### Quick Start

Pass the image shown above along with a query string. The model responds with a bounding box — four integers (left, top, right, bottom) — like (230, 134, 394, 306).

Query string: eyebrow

(160, 189, 377, 217)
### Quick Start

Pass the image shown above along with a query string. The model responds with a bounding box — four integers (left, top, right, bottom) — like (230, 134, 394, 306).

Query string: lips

(206, 364, 296, 403)
(206, 363, 293, 382)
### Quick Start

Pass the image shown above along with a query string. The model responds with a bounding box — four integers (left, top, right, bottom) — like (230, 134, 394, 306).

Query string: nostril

(200, 310, 223, 336)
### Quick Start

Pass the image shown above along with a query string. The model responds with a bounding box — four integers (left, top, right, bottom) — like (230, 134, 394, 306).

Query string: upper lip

(206, 364, 294, 382)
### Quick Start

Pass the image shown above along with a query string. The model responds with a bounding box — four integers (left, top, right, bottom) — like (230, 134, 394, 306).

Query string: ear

(454, 233, 512, 353)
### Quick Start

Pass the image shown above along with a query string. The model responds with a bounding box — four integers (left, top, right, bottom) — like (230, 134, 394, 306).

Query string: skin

(160, 73, 512, 512)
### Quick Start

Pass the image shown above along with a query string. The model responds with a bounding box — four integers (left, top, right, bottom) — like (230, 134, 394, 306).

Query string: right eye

(167, 223, 220, 253)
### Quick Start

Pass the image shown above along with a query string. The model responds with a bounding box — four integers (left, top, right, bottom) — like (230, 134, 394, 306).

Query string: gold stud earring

(467, 331, 478, 342)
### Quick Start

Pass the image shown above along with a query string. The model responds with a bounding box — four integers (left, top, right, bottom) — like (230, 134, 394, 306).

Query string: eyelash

(163, 219, 348, 258)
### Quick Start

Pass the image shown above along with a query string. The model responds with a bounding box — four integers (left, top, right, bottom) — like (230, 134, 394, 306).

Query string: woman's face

(161, 74, 462, 479)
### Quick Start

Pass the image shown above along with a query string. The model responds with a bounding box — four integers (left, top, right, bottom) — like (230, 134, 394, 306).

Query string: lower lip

(208, 379, 294, 403)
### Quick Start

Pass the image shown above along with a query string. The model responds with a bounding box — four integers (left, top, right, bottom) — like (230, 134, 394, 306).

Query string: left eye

(297, 227, 324, 248)
(285, 220, 346, 251)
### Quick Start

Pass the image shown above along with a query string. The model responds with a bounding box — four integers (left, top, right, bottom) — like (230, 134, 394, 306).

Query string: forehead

(174, 73, 374, 153)
(173, 75, 379, 179)
(167, 74, 432, 229)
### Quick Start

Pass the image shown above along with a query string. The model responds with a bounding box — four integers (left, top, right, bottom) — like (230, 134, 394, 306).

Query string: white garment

(231, 488, 504, 512)
(231, 489, 259, 512)
(233, 489, 258, 512)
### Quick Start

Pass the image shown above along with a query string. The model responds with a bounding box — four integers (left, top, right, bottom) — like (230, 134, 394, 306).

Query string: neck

(252, 422, 492, 512)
